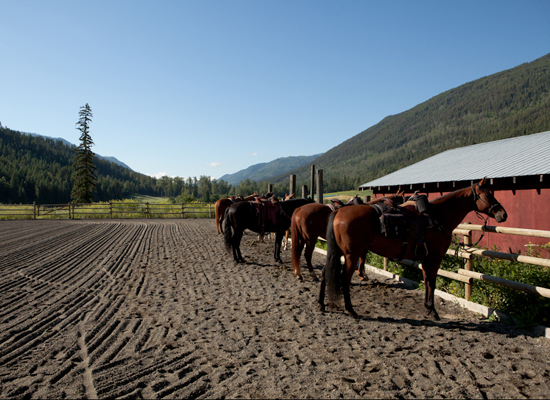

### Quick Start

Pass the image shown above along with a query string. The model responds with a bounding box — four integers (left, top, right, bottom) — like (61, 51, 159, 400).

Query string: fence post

(146, 202, 149, 219)
(209, 203, 212, 218)
(290, 174, 296, 197)
(384, 257, 388, 271)
(33, 201, 36, 220)
(302, 185, 308, 199)
(310, 164, 315, 200)
(464, 232, 473, 301)
(69, 203, 72, 219)
(316, 169, 323, 204)
(181, 203, 185, 219)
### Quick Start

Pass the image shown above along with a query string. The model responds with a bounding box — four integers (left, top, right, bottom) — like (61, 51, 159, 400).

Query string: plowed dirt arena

(1, 219, 549, 398)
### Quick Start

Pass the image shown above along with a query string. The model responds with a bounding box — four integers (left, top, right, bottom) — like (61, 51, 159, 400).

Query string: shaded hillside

(220, 154, 322, 185)
(271, 53, 550, 188)
(0, 127, 160, 203)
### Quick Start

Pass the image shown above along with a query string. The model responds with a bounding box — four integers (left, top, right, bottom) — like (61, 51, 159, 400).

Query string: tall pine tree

(71, 103, 97, 203)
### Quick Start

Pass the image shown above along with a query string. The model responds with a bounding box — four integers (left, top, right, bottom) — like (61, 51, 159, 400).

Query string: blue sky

(1, 1, 549, 180)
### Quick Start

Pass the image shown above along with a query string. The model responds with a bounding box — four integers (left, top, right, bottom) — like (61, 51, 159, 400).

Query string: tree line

(0, 124, 313, 204)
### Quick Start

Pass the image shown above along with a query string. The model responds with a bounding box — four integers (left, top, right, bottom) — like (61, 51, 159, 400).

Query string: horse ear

(479, 177, 488, 188)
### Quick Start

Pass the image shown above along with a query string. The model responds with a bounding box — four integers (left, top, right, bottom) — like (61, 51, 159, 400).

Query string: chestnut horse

(319, 179, 507, 320)
(214, 193, 258, 234)
(291, 193, 404, 282)
(224, 197, 313, 263)
(290, 195, 366, 281)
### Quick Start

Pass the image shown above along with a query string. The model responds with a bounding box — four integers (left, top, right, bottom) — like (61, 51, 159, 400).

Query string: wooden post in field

(33, 201, 36, 220)
(268, 183, 273, 194)
(290, 175, 296, 197)
(110, 202, 113, 219)
(302, 185, 308, 199)
(310, 165, 315, 199)
(209, 203, 212, 218)
(69, 203, 72, 219)
(146, 202, 149, 219)
(316, 169, 323, 204)
(464, 232, 473, 300)
(181, 203, 185, 219)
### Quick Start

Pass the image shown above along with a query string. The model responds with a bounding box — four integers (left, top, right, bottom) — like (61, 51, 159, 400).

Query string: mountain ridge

(220, 154, 322, 185)
(267, 53, 550, 188)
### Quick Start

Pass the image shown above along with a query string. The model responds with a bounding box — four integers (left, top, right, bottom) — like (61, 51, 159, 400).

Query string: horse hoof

(426, 310, 440, 321)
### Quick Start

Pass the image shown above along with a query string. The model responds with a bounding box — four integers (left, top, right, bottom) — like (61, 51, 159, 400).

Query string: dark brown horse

(319, 179, 507, 320)
(224, 197, 313, 263)
(290, 195, 368, 281)
(214, 193, 258, 234)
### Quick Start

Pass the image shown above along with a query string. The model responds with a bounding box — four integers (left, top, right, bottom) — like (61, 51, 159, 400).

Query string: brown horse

(214, 193, 258, 234)
(319, 179, 507, 320)
(290, 193, 402, 281)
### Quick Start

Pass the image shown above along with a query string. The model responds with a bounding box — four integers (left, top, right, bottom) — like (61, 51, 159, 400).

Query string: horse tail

(290, 211, 302, 272)
(223, 208, 233, 253)
(325, 210, 343, 309)
(215, 202, 221, 234)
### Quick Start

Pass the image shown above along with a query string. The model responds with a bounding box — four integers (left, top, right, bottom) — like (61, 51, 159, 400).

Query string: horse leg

(291, 236, 306, 280)
(232, 229, 246, 263)
(274, 230, 284, 263)
(357, 249, 368, 281)
(342, 253, 359, 318)
(304, 239, 319, 281)
(422, 261, 440, 320)
(282, 229, 289, 251)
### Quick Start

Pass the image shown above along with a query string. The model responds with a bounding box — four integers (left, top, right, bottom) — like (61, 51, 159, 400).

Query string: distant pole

(310, 165, 315, 200)
(316, 169, 323, 204)
(302, 185, 308, 199)
(268, 183, 273, 193)
(290, 174, 296, 197)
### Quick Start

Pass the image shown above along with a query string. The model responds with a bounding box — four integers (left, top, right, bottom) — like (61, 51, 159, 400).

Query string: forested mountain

(220, 154, 322, 185)
(0, 127, 163, 203)
(270, 53, 550, 189)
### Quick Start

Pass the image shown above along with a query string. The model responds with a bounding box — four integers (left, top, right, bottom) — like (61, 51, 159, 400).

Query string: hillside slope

(271, 53, 550, 187)
(220, 154, 322, 185)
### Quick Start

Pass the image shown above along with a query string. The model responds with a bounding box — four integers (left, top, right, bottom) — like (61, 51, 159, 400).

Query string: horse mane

(366, 193, 403, 205)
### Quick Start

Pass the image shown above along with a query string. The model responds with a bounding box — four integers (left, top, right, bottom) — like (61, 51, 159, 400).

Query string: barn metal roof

(359, 130, 550, 189)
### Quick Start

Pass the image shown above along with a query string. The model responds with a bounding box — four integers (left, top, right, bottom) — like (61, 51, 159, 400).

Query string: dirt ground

(0, 219, 549, 399)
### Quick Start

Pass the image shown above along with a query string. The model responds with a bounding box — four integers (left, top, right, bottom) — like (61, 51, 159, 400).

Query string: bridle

(471, 183, 502, 216)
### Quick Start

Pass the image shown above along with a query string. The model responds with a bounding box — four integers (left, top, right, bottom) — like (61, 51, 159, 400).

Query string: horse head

(346, 195, 364, 205)
(472, 178, 507, 223)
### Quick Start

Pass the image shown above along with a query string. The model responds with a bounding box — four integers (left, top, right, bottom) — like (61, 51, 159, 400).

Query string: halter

(471, 183, 502, 216)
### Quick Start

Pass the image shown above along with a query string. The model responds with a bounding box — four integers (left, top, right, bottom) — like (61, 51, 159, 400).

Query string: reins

(454, 184, 495, 264)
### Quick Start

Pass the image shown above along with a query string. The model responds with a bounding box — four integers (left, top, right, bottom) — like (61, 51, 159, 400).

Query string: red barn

(358, 130, 550, 257)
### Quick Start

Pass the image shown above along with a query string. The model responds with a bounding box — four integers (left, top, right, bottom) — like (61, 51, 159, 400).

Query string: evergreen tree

(71, 103, 97, 203)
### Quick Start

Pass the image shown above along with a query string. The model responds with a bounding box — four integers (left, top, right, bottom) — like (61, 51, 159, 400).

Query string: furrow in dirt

(1, 219, 549, 399)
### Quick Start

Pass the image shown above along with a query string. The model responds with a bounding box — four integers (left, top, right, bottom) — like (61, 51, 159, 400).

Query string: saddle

(374, 192, 434, 259)
(253, 197, 282, 235)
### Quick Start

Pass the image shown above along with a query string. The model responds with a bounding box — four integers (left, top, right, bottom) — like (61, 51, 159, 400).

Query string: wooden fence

(0, 202, 214, 219)
(392, 223, 550, 301)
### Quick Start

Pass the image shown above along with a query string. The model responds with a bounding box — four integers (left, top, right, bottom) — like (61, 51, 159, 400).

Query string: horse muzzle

(494, 209, 507, 223)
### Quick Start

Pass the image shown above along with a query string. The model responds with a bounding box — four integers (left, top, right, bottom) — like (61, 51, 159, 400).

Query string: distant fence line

(0, 201, 215, 220)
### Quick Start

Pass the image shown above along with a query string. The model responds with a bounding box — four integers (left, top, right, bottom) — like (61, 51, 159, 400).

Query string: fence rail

(0, 202, 214, 219)
(398, 223, 550, 301)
